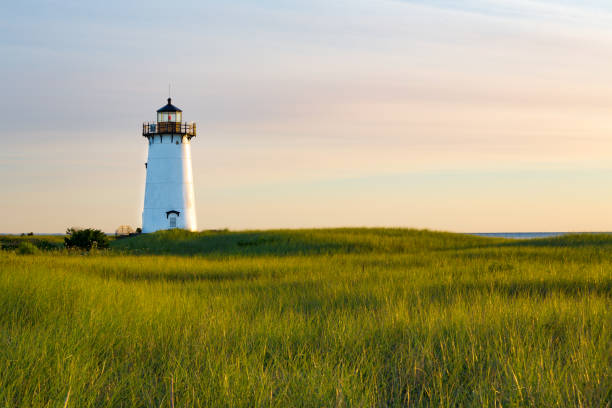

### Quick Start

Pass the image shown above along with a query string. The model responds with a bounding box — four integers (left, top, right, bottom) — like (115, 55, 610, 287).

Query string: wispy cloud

(392, 0, 612, 23)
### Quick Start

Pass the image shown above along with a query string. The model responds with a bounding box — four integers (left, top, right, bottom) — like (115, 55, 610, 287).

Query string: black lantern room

(157, 98, 182, 123)
(143, 98, 196, 139)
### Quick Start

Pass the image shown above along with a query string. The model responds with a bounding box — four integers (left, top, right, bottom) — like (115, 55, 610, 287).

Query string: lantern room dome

(157, 98, 182, 113)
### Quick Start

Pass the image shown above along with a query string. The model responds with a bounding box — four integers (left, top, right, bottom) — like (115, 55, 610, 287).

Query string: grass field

(0, 229, 610, 407)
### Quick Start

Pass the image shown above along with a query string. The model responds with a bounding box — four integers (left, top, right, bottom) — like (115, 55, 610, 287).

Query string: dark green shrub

(16, 241, 40, 255)
(64, 228, 109, 250)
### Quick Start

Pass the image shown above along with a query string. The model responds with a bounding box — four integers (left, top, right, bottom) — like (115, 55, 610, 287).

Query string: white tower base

(142, 134, 197, 233)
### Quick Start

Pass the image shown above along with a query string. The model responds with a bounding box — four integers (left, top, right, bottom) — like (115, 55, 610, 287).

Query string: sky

(1, 0, 612, 233)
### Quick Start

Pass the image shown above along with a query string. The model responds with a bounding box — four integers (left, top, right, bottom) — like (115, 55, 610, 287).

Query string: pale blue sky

(2, 0, 612, 232)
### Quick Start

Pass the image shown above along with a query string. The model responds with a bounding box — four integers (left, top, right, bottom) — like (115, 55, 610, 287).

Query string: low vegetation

(0, 229, 610, 407)
(64, 228, 110, 250)
(0, 234, 64, 252)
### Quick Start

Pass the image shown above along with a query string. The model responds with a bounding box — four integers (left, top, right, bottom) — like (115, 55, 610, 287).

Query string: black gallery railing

(143, 122, 196, 137)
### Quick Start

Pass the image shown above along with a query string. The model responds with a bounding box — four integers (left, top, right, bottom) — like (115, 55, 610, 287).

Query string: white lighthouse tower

(141, 98, 197, 233)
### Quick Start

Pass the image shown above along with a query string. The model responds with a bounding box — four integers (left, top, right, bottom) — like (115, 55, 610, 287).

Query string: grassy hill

(1, 229, 610, 407)
(111, 227, 612, 254)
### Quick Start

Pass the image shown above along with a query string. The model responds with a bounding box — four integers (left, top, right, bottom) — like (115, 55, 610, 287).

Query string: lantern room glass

(157, 112, 182, 123)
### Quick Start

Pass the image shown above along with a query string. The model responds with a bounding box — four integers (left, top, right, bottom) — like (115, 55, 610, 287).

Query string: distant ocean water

(469, 232, 610, 239)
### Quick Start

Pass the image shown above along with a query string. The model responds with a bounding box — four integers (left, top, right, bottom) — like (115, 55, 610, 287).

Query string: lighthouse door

(169, 215, 177, 228)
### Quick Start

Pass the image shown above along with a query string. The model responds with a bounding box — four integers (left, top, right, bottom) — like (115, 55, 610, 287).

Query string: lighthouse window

(157, 112, 182, 122)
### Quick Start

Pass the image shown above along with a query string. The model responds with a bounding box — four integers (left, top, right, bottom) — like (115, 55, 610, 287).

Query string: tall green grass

(1, 229, 610, 407)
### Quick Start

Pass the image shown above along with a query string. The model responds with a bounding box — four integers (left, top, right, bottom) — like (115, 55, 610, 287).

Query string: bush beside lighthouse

(141, 98, 197, 233)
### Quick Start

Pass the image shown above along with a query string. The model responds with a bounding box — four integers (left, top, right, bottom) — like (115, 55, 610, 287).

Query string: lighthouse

(141, 98, 197, 233)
